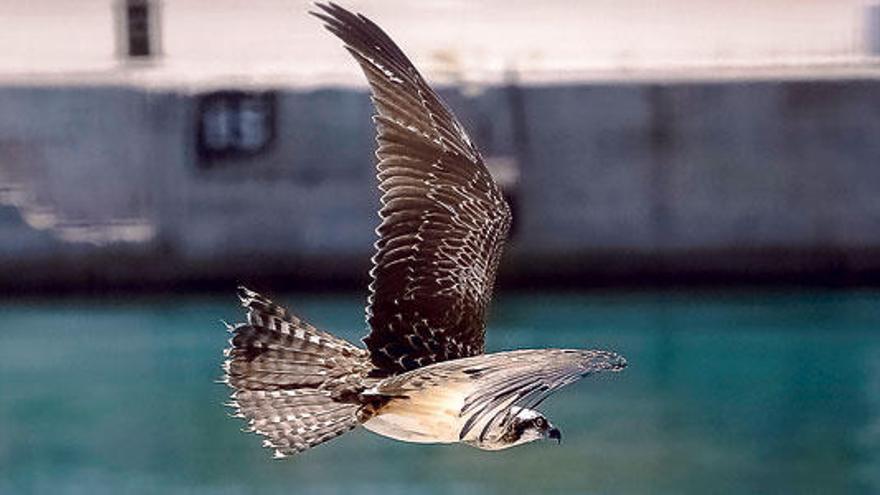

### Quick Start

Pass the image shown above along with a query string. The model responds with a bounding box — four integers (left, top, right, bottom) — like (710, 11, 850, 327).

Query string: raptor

(223, 2, 626, 458)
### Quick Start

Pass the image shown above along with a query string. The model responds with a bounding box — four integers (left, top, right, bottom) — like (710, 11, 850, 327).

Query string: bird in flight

(223, 2, 626, 458)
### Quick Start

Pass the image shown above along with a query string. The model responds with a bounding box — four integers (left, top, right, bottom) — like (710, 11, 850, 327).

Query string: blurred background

(2, 1, 880, 494)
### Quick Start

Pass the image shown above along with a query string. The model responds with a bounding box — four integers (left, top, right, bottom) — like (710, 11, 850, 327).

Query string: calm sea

(1, 290, 879, 494)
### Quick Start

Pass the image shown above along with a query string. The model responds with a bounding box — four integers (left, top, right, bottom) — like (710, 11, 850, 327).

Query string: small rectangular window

(116, 0, 161, 60)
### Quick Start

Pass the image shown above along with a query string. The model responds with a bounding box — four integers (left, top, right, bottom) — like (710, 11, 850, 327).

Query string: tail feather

(224, 287, 373, 457)
(231, 389, 360, 456)
(237, 286, 355, 352)
(226, 325, 356, 390)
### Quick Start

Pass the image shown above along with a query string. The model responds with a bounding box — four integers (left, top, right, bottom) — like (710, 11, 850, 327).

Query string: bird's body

(223, 2, 626, 458)
(361, 373, 473, 446)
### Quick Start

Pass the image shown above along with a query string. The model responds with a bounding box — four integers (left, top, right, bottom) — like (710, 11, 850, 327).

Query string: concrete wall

(509, 81, 880, 284)
(1, 78, 879, 292)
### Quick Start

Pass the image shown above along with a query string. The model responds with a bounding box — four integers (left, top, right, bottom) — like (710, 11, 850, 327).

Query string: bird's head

(500, 407, 561, 448)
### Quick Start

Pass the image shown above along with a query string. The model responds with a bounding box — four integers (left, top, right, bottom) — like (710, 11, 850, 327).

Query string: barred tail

(224, 287, 372, 458)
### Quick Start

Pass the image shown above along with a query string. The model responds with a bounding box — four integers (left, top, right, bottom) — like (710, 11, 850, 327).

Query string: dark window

(196, 91, 277, 168)
(126, 0, 153, 57)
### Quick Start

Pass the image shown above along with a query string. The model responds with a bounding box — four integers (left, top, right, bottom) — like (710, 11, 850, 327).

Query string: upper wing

(372, 349, 626, 441)
(313, 3, 512, 375)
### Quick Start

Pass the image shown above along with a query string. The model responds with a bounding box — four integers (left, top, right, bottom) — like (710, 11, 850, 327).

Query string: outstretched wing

(313, 3, 512, 376)
(371, 349, 626, 441)
(456, 349, 626, 441)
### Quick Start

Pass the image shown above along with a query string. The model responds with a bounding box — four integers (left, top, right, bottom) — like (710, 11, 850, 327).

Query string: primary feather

(222, 3, 626, 458)
(313, 2, 512, 376)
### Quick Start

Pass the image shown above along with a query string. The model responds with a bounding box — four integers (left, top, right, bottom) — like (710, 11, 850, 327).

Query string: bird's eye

(534, 418, 545, 428)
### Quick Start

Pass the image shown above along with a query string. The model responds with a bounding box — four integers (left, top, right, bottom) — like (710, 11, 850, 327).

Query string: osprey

(223, 2, 626, 457)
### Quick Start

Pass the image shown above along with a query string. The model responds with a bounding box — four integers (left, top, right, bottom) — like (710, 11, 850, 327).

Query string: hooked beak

(548, 427, 562, 444)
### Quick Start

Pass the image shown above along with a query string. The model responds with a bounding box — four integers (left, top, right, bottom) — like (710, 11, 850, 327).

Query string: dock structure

(2, 1, 880, 291)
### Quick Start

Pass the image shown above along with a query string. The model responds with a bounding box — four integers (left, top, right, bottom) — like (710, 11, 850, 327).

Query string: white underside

(362, 383, 471, 444)
(361, 382, 521, 449)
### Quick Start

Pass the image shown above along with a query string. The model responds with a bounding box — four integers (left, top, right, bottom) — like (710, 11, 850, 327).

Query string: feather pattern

(368, 349, 626, 442)
(313, 3, 512, 376)
(224, 287, 375, 457)
(222, 4, 628, 458)
(456, 350, 626, 441)
(230, 389, 359, 457)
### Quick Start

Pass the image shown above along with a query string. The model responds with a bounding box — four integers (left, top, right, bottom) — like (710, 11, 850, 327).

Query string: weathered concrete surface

(1, 78, 880, 292)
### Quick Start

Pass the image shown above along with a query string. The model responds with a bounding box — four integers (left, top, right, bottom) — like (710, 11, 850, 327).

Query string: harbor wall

(1, 78, 879, 291)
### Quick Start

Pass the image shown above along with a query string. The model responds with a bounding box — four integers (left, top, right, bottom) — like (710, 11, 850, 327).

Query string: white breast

(362, 383, 472, 444)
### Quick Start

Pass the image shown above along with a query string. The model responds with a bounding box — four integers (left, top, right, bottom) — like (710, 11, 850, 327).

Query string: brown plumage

(312, 2, 511, 375)
(223, 3, 626, 458)
(225, 288, 375, 455)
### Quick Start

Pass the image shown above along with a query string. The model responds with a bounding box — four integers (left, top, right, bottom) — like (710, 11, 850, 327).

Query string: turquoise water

(1, 290, 879, 494)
